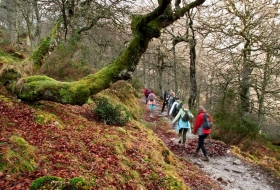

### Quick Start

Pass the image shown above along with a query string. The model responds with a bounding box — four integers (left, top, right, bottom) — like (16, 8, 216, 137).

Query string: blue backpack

(202, 114, 213, 129)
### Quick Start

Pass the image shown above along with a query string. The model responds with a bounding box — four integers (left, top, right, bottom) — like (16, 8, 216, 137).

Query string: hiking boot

(193, 151, 198, 157)
(201, 156, 209, 161)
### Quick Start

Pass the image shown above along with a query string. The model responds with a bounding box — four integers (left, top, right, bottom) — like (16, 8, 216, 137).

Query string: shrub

(212, 109, 258, 144)
(129, 77, 142, 92)
(94, 97, 130, 126)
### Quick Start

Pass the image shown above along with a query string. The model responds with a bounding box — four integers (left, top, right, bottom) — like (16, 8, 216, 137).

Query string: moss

(2, 135, 37, 173)
(30, 19, 62, 69)
(161, 176, 185, 190)
(0, 95, 13, 106)
(114, 144, 126, 155)
(131, 14, 143, 32)
(30, 176, 63, 190)
(69, 177, 90, 189)
(34, 110, 63, 126)
(117, 127, 126, 134)
(247, 153, 259, 162)
(0, 49, 18, 64)
(129, 170, 140, 179)
(0, 68, 21, 85)
(30, 36, 51, 67)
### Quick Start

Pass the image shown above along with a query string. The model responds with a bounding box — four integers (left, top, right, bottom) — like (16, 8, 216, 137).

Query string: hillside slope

(0, 81, 222, 190)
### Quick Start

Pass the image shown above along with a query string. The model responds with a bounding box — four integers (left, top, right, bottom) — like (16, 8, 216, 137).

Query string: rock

(233, 159, 242, 165)
(232, 168, 244, 173)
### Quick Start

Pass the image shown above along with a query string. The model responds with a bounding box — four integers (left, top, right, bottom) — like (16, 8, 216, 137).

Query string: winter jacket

(193, 110, 213, 136)
(172, 108, 194, 131)
(143, 88, 150, 97)
(169, 100, 182, 116)
(163, 92, 169, 103)
(168, 96, 175, 109)
(147, 93, 156, 105)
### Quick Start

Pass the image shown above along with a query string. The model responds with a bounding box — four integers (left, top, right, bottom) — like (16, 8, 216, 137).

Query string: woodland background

(1, 0, 280, 189)
(0, 0, 280, 159)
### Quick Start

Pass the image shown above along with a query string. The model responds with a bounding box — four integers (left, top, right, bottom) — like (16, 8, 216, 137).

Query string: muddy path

(143, 98, 279, 190)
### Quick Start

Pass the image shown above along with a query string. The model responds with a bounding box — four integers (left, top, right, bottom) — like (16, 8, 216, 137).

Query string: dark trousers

(196, 134, 209, 156)
(179, 128, 188, 144)
(161, 101, 168, 112)
(145, 96, 148, 104)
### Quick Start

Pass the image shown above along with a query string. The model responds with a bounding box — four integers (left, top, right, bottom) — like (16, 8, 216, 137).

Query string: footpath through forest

(142, 97, 279, 190)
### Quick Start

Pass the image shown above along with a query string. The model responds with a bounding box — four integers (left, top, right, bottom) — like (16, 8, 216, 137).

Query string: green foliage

(30, 176, 90, 190)
(161, 176, 183, 189)
(94, 97, 131, 126)
(129, 77, 143, 92)
(212, 110, 259, 144)
(1, 135, 37, 173)
(30, 176, 62, 190)
(41, 34, 91, 81)
(69, 177, 90, 190)
(0, 49, 18, 63)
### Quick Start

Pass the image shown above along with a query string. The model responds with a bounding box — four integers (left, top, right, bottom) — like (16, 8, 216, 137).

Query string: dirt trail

(144, 98, 278, 190)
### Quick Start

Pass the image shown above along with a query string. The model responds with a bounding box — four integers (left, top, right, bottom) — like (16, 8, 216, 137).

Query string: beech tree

(5, 0, 206, 105)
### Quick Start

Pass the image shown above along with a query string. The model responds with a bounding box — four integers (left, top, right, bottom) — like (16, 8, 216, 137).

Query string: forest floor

(142, 97, 280, 190)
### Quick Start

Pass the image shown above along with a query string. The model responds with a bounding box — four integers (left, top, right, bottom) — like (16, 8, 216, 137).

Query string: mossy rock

(30, 176, 63, 190)
(30, 176, 90, 190)
(69, 177, 90, 190)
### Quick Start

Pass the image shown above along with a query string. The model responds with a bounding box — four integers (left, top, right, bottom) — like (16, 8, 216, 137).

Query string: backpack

(172, 102, 182, 117)
(181, 109, 190, 122)
(149, 94, 155, 101)
(201, 113, 213, 129)
(170, 97, 175, 105)
(145, 89, 150, 96)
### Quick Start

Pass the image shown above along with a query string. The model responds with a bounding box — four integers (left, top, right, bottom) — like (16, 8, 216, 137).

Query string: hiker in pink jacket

(147, 90, 157, 111)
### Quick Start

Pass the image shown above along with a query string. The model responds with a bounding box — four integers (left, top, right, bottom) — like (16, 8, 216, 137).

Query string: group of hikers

(143, 87, 213, 162)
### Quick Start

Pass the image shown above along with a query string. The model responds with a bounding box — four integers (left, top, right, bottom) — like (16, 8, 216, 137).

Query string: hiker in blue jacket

(172, 104, 194, 146)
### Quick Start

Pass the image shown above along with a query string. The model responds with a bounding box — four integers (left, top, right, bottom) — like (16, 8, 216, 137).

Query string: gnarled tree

(12, 0, 206, 105)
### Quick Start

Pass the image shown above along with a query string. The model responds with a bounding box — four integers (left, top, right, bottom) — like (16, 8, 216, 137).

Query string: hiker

(169, 97, 182, 118)
(169, 97, 182, 128)
(192, 106, 214, 161)
(167, 91, 175, 116)
(172, 103, 194, 146)
(147, 90, 157, 112)
(143, 87, 150, 104)
(161, 90, 169, 113)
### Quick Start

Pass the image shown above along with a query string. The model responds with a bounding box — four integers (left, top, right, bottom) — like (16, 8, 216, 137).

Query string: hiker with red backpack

(192, 106, 214, 161)
(147, 90, 157, 112)
(143, 87, 150, 104)
(172, 103, 194, 147)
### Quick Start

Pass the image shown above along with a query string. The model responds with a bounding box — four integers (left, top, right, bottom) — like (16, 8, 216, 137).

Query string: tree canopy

(7, 0, 206, 105)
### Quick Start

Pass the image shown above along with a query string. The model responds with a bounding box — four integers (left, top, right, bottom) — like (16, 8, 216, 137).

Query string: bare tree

(7, 0, 206, 105)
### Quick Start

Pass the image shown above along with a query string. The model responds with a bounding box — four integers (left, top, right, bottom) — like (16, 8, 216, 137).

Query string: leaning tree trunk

(12, 0, 206, 105)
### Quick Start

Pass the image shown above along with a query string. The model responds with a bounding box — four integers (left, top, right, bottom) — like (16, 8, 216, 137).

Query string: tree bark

(13, 0, 206, 105)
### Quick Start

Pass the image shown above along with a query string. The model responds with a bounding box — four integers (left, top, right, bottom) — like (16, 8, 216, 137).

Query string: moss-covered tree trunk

(13, 0, 206, 105)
